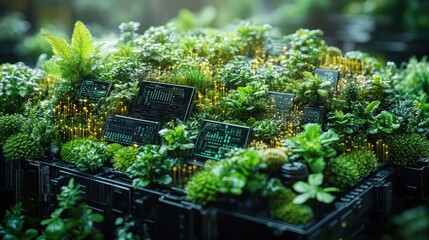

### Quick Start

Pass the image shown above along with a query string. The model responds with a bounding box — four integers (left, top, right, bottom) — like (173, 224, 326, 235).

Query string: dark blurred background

(1, 0, 428, 66)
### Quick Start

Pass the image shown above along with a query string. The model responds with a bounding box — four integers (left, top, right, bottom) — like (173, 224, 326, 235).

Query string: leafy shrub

(128, 144, 175, 188)
(0, 203, 39, 239)
(40, 179, 104, 239)
(283, 123, 339, 173)
(0, 114, 24, 145)
(3, 133, 44, 161)
(60, 137, 107, 172)
(219, 57, 254, 89)
(0, 62, 43, 114)
(60, 138, 86, 163)
(105, 143, 124, 160)
(185, 170, 221, 205)
(387, 133, 429, 166)
(112, 146, 138, 172)
(252, 120, 279, 141)
(221, 81, 271, 121)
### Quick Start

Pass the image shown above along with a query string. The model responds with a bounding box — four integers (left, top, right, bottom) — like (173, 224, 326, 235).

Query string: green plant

(221, 81, 271, 121)
(39, 179, 104, 240)
(101, 80, 140, 114)
(0, 62, 43, 114)
(294, 71, 331, 107)
(0, 203, 38, 240)
(236, 21, 271, 57)
(159, 123, 196, 161)
(210, 149, 267, 195)
(60, 137, 107, 172)
(252, 119, 279, 141)
(112, 146, 138, 172)
(293, 173, 339, 204)
(389, 206, 429, 240)
(105, 143, 124, 160)
(270, 202, 314, 225)
(326, 148, 378, 188)
(0, 114, 24, 145)
(60, 138, 86, 163)
(171, 67, 211, 93)
(386, 133, 429, 166)
(114, 216, 141, 240)
(72, 138, 107, 172)
(185, 170, 222, 205)
(219, 57, 254, 89)
(3, 133, 44, 161)
(281, 29, 327, 79)
(41, 21, 94, 83)
(267, 187, 296, 211)
(261, 148, 289, 173)
(283, 123, 339, 173)
(128, 144, 175, 188)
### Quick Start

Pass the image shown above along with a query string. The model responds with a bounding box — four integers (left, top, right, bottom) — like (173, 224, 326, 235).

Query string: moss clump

(351, 149, 379, 176)
(268, 187, 296, 211)
(60, 138, 86, 163)
(105, 143, 124, 160)
(0, 114, 24, 145)
(3, 133, 44, 161)
(326, 149, 379, 188)
(112, 146, 138, 172)
(185, 170, 221, 205)
(261, 148, 289, 172)
(270, 203, 314, 225)
(387, 133, 429, 166)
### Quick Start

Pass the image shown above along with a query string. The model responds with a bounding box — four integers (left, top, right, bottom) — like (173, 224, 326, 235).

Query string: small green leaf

(316, 191, 336, 204)
(41, 28, 74, 64)
(309, 173, 323, 186)
(317, 89, 328, 97)
(365, 100, 380, 115)
(293, 181, 311, 193)
(293, 191, 313, 204)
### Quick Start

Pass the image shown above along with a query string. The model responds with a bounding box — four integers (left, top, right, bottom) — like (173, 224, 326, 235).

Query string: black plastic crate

(133, 185, 207, 240)
(206, 182, 375, 240)
(392, 160, 429, 212)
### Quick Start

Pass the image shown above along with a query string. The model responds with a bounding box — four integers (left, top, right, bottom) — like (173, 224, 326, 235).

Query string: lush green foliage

(128, 144, 175, 188)
(3, 133, 44, 161)
(185, 170, 222, 205)
(221, 81, 271, 121)
(41, 21, 94, 83)
(326, 149, 379, 188)
(114, 216, 141, 240)
(60, 138, 87, 163)
(0, 203, 39, 240)
(0, 114, 24, 145)
(283, 123, 339, 173)
(294, 71, 331, 107)
(60, 137, 107, 172)
(0, 62, 42, 114)
(112, 146, 138, 172)
(105, 143, 124, 160)
(39, 179, 104, 240)
(293, 173, 339, 204)
(386, 133, 429, 166)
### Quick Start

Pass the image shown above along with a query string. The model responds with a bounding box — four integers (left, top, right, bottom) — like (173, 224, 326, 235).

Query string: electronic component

(103, 115, 160, 145)
(315, 68, 340, 90)
(302, 106, 325, 125)
(131, 81, 195, 122)
(77, 80, 112, 102)
(192, 120, 251, 163)
(268, 91, 294, 111)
